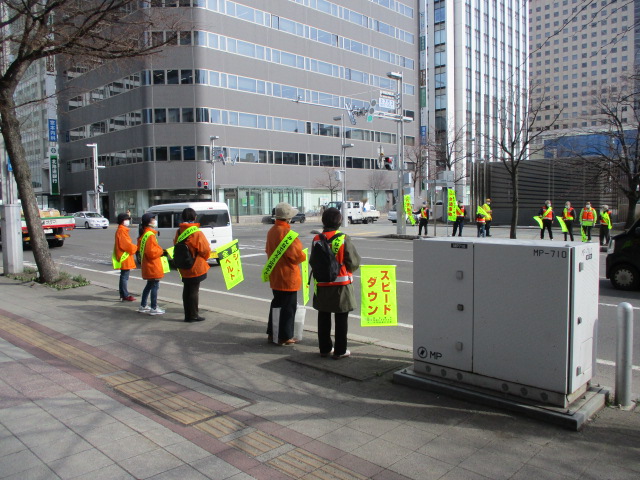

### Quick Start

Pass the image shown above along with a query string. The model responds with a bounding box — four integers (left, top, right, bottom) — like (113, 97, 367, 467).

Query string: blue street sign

(48, 119, 57, 142)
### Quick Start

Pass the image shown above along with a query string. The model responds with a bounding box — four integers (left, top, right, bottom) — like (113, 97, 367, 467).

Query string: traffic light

(384, 156, 394, 170)
(203, 180, 209, 190)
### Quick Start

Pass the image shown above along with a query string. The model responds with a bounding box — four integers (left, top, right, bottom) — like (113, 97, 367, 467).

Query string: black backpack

(310, 233, 345, 282)
(172, 240, 195, 269)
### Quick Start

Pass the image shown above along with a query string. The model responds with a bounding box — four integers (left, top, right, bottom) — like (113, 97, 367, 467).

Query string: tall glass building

(58, 0, 418, 220)
(419, 0, 528, 204)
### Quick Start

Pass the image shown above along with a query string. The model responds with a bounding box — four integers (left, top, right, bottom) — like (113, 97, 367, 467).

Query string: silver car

(73, 211, 109, 229)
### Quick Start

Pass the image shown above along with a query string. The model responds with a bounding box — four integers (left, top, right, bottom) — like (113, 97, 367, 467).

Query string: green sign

(50, 155, 59, 195)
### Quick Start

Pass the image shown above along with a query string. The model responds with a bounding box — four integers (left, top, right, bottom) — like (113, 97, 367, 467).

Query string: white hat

(274, 202, 298, 220)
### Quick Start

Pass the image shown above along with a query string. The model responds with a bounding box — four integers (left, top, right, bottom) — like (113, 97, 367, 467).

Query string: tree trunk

(624, 191, 639, 228)
(0, 93, 59, 283)
(510, 169, 519, 239)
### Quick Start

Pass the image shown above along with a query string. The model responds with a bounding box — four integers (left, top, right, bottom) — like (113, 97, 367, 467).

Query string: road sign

(378, 97, 396, 109)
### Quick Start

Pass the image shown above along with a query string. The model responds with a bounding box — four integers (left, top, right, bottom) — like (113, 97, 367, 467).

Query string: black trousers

(600, 224, 610, 245)
(541, 219, 553, 239)
(182, 273, 206, 320)
(485, 220, 492, 236)
(418, 218, 428, 236)
(267, 290, 297, 341)
(318, 311, 349, 356)
(583, 225, 592, 241)
(452, 219, 464, 236)
(563, 220, 574, 241)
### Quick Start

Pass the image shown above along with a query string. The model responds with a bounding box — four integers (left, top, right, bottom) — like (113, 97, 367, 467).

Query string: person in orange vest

(114, 212, 137, 302)
(451, 201, 466, 237)
(311, 207, 361, 359)
(137, 213, 166, 315)
(265, 202, 306, 345)
(174, 208, 211, 323)
(580, 202, 597, 242)
(413, 201, 430, 236)
(538, 200, 554, 240)
(599, 204, 613, 246)
(562, 201, 576, 241)
(476, 208, 486, 237)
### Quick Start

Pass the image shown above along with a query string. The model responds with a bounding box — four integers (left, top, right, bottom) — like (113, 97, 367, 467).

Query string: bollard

(615, 302, 634, 408)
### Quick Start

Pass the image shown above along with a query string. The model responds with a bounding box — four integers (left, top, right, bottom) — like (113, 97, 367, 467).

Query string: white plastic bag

(293, 305, 306, 341)
(271, 307, 280, 344)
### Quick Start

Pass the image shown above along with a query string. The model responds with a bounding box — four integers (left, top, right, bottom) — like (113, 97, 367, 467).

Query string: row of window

(288, 0, 414, 19)
(68, 67, 393, 116)
(67, 106, 409, 146)
(66, 147, 389, 172)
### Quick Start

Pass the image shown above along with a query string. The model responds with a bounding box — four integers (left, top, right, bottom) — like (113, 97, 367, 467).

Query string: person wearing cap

(264, 202, 306, 345)
(599, 204, 613, 246)
(413, 201, 430, 236)
(174, 208, 211, 322)
(137, 213, 166, 315)
(480, 199, 493, 236)
(113, 212, 137, 302)
(451, 201, 466, 237)
(311, 207, 361, 359)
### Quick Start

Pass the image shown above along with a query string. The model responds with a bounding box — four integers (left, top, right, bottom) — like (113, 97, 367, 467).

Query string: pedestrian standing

(113, 212, 137, 302)
(538, 200, 554, 240)
(311, 207, 361, 359)
(580, 202, 597, 242)
(414, 202, 430, 236)
(480, 199, 493, 236)
(174, 208, 211, 322)
(451, 201, 466, 237)
(562, 201, 576, 241)
(137, 213, 166, 315)
(599, 204, 613, 246)
(476, 208, 486, 237)
(264, 202, 306, 345)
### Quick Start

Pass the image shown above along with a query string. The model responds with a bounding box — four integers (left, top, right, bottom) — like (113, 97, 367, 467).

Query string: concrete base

(393, 367, 610, 431)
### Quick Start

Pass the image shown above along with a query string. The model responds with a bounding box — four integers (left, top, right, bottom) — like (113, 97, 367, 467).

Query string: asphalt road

(14, 219, 640, 396)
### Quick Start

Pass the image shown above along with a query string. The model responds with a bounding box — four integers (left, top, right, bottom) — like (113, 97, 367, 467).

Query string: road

(15, 219, 640, 395)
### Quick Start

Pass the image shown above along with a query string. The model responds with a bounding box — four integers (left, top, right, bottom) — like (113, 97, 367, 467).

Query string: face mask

(545, 203, 550, 207)
(586, 204, 591, 209)
(123, 220, 130, 227)
(150, 220, 157, 227)
(565, 204, 570, 208)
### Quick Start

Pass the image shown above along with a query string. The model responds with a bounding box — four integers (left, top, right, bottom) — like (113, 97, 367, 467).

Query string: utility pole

(387, 71, 406, 235)
(86, 143, 103, 214)
(209, 135, 220, 201)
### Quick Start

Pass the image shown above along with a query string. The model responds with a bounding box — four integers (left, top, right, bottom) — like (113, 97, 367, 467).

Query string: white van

(145, 202, 232, 263)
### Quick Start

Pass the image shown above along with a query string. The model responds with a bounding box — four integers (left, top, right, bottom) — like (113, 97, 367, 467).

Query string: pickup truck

(22, 209, 75, 247)
(327, 201, 380, 224)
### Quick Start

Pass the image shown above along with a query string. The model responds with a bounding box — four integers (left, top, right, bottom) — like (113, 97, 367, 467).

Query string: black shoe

(185, 316, 205, 323)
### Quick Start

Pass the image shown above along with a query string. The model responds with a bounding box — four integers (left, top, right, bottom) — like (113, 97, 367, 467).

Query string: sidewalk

(0, 274, 638, 480)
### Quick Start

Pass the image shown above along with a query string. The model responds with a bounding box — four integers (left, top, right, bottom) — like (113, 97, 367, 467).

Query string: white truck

(327, 201, 380, 224)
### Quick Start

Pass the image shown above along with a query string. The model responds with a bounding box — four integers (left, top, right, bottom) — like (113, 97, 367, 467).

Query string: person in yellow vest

(311, 208, 361, 359)
(538, 200, 554, 240)
(265, 202, 306, 345)
(451, 201, 466, 237)
(580, 202, 597, 242)
(599, 205, 613, 246)
(476, 208, 486, 237)
(413, 201, 430, 236)
(114, 212, 137, 302)
(562, 201, 577, 241)
(480, 198, 493, 236)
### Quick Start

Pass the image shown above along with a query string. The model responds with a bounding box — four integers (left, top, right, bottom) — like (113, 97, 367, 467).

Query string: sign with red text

(360, 265, 397, 327)
(215, 240, 244, 290)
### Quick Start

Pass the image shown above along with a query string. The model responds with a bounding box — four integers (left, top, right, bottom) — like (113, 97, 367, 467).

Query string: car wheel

(610, 264, 640, 290)
(363, 218, 369, 224)
(84, 221, 90, 229)
(300, 218, 305, 223)
(103, 226, 108, 229)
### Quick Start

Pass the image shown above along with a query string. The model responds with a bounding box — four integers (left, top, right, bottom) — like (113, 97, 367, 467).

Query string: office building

(58, 1, 418, 220)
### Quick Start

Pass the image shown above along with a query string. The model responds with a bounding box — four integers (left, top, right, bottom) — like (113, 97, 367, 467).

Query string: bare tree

(569, 75, 640, 227)
(0, 1, 171, 282)
(314, 168, 342, 202)
(367, 170, 390, 208)
(404, 143, 430, 196)
(488, 82, 563, 238)
(421, 122, 469, 185)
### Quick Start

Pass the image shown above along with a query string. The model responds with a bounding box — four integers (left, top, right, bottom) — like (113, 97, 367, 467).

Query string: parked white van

(145, 202, 232, 264)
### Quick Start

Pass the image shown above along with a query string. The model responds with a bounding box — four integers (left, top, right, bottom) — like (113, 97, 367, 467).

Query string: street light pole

(333, 115, 350, 228)
(86, 143, 100, 214)
(388, 71, 405, 235)
(209, 135, 220, 201)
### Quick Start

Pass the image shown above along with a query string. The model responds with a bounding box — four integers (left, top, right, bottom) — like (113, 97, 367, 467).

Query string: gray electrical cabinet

(412, 238, 599, 407)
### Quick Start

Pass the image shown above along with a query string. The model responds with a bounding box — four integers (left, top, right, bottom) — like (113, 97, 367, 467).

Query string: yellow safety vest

(480, 204, 492, 220)
(111, 250, 130, 270)
(140, 231, 170, 273)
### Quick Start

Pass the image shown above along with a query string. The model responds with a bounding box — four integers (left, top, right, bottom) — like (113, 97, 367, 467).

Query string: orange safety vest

(456, 206, 465, 217)
(312, 230, 353, 287)
(542, 206, 553, 219)
(476, 215, 486, 224)
(582, 208, 595, 222)
(563, 208, 574, 220)
(420, 208, 428, 218)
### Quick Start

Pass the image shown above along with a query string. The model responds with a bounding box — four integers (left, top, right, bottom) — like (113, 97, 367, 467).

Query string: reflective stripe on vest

(420, 208, 428, 218)
(581, 208, 595, 225)
(480, 204, 492, 220)
(261, 230, 299, 282)
(456, 206, 464, 217)
(542, 207, 553, 219)
(140, 231, 169, 273)
(112, 250, 130, 270)
(176, 226, 199, 243)
(313, 231, 353, 287)
(601, 212, 612, 228)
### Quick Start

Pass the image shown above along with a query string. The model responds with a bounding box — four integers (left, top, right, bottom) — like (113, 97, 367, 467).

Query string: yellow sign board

(301, 248, 310, 305)
(360, 265, 397, 327)
(403, 195, 416, 225)
(447, 189, 457, 221)
(215, 239, 244, 290)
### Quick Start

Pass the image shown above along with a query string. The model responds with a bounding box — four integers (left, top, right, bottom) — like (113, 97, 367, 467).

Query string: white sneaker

(138, 305, 150, 313)
(148, 307, 165, 315)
